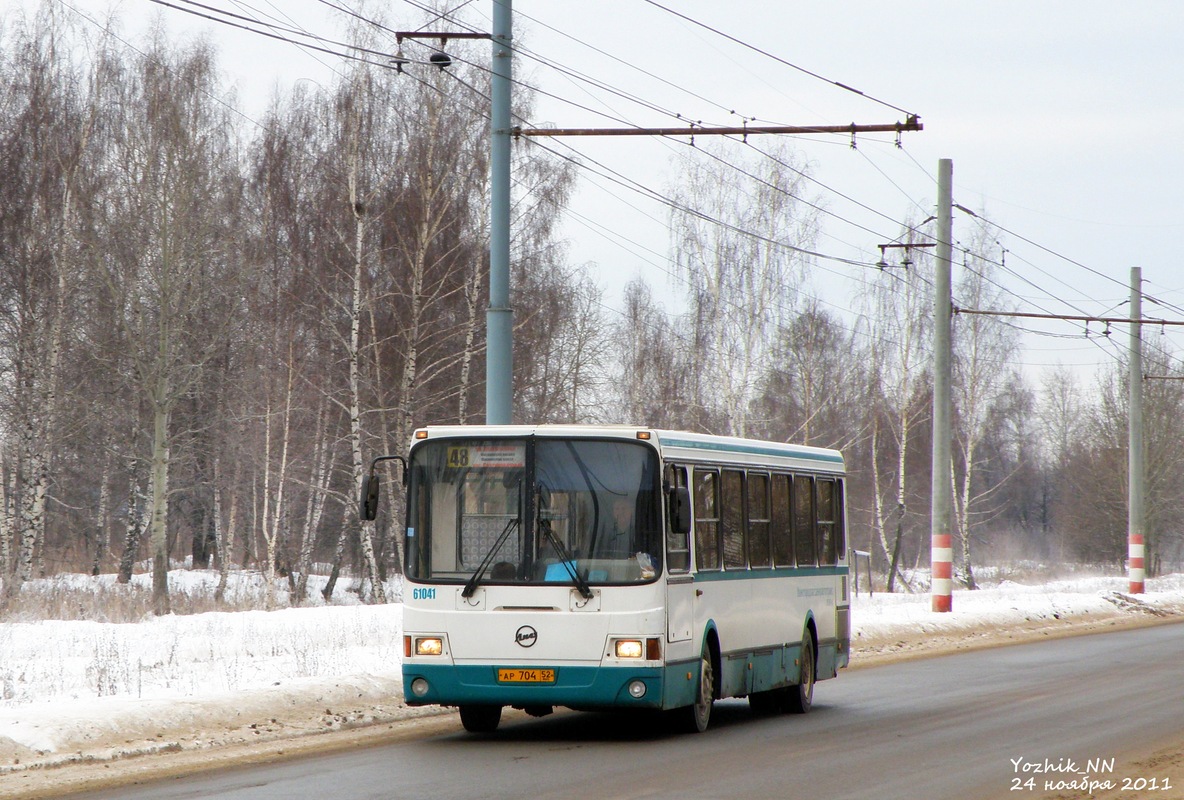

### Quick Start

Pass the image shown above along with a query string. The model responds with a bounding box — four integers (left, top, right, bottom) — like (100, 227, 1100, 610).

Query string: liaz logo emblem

(515, 625, 538, 648)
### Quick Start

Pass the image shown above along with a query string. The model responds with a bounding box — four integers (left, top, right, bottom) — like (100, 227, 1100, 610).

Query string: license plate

(497, 668, 556, 683)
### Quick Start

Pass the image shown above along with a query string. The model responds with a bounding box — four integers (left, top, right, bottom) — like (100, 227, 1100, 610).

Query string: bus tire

(786, 635, 815, 714)
(459, 704, 502, 733)
(681, 643, 715, 733)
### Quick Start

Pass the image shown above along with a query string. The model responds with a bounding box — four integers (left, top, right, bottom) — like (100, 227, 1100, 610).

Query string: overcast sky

(7, 0, 1184, 383)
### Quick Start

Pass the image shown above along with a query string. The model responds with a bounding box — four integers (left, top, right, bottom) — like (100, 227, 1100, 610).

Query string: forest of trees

(2, 5, 1183, 613)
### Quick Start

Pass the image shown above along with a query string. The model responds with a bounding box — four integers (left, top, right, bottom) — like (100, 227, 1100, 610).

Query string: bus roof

(410, 425, 845, 474)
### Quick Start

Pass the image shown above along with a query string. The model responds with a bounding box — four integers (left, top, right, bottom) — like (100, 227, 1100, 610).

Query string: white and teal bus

(361, 425, 850, 733)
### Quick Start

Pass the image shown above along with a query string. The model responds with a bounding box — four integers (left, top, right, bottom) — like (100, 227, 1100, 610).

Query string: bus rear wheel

(459, 704, 502, 733)
(786, 635, 815, 714)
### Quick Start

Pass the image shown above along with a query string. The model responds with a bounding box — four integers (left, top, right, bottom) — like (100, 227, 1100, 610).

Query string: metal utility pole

(931, 158, 954, 613)
(486, 0, 513, 424)
(1129, 266, 1146, 593)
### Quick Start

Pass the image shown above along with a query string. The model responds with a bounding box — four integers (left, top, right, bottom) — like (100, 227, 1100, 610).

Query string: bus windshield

(405, 438, 662, 586)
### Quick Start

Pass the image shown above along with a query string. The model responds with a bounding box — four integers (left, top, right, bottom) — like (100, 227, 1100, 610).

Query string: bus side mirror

(668, 485, 691, 534)
(359, 455, 408, 520)
(360, 474, 380, 521)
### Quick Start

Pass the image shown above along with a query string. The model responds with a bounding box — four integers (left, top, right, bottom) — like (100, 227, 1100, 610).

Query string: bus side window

(694, 470, 720, 571)
(666, 465, 691, 572)
(772, 474, 793, 567)
(721, 470, 745, 570)
(816, 478, 837, 566)
(747, 472, 770, 568)
(794, 475, 816, 567)
(836, 479, 847, 557)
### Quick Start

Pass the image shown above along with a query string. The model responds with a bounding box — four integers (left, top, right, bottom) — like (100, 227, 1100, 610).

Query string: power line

(638, 0, 919, 118)
(148, 0, 406, 69)
(151, 0, 1155, 381)
(158, 0, 932, 279)
(526, 136, 879, 271)
(261, 3, 890, 281)
(508, 7, 755, 125)
(953, 206, 1129, 294)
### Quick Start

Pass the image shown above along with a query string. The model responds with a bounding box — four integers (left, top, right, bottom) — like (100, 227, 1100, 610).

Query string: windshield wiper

(536, 484, 594, 600)
(539, 519, 594, 600)
(461, 516, 520, 598)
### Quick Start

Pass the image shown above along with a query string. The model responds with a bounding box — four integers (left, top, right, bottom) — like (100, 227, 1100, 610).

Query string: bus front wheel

(681, 644, 715, 733)
(459, 704, 502, 733)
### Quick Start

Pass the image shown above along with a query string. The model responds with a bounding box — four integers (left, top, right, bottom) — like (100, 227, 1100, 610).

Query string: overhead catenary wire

(504, 7, 1122, 338)
(258, 6, 924, 363)
(508, 6, 758, 125)
(154, 0, 1179, 380)
(147, 0, 421, 70)
(155, 0, 927, 272)
(157, 0, 909, 285)
(638, 0, 919, 119)
(176, 0, 1133, 327)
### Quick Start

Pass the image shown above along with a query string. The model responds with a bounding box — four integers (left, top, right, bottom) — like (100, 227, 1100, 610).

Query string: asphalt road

(70, 621, 1184, 800)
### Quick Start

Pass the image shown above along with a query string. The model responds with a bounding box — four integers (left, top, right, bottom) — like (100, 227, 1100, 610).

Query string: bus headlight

(410, 678, 430, 697)
(615, 639, 644, 659)
(628, 680, 647, 698)
(415, 637, 443, 656)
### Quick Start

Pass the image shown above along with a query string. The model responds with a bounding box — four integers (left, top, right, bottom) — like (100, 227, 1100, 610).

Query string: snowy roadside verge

(851, 574, 1184, 664)
(0, 672, 442, 773)
(1, 573, 1183, 796)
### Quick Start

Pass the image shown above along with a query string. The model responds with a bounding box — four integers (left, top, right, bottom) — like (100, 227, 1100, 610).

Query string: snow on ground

(855, 572, 1184, 642)
(2, 570, 1184, 776)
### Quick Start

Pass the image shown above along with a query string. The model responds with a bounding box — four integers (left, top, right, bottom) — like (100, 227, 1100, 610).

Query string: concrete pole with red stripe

(931, 159, 954, 612)
(1128, 266, 1145, 594)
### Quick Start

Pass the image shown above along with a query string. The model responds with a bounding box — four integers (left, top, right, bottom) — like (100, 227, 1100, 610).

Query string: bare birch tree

(615, 279, 694, 427)
(514, 263, 609, 423)
(950, 229, 1021, 589)
(1035, 366, 1084, 563)
(668, 141, 818, 436)
(0, 6, 91, 596)
(93, 34, 244, 614)
(860, 233, 933, 591)
(752, 299, 864, 451)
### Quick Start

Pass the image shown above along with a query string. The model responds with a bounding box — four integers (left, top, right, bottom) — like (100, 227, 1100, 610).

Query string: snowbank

(854, 572, 1184, 642)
